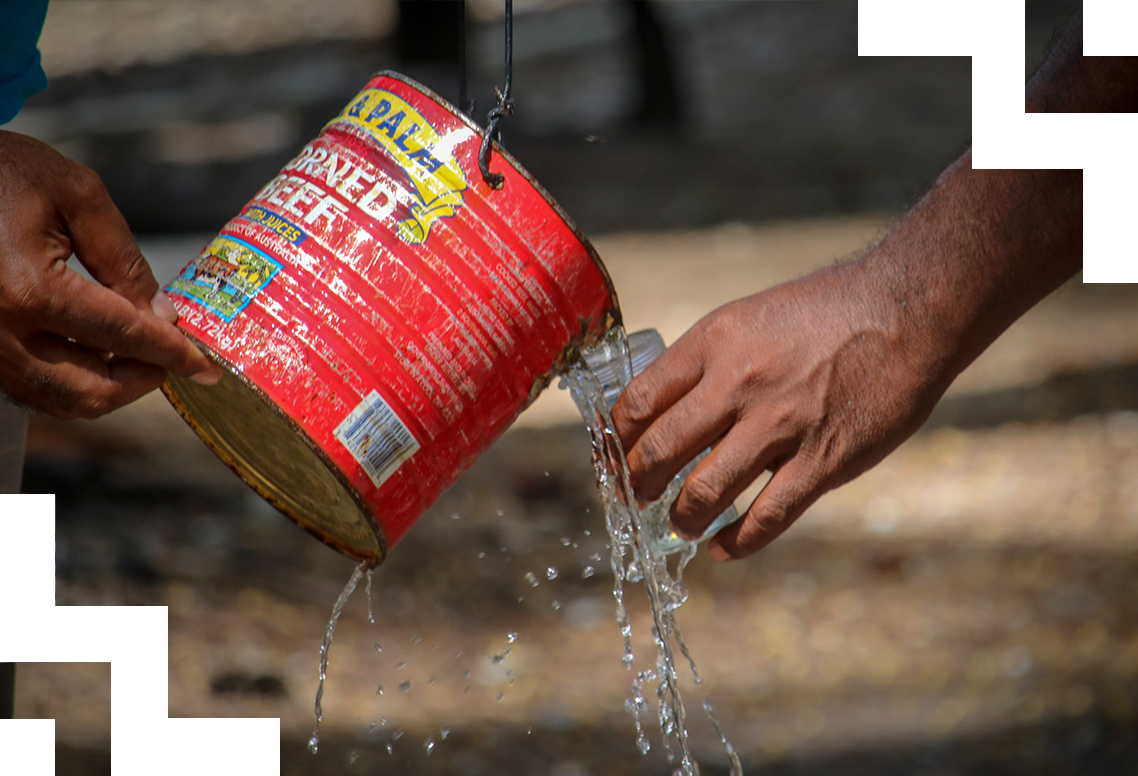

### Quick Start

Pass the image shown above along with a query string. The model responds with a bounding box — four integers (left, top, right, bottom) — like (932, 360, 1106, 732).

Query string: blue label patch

(167, 236, 281, 321)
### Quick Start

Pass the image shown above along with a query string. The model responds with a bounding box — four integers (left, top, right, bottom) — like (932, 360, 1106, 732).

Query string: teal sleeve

(0, 1, 50, 125)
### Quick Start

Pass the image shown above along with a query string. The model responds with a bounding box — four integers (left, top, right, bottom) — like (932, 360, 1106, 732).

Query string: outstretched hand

(612, 261, 943, 561)
(0, 130, 220, 419)
(613, 153, 1081, 561)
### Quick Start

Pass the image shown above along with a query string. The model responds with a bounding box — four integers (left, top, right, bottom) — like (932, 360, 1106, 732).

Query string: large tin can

(162, 72, 619, 564)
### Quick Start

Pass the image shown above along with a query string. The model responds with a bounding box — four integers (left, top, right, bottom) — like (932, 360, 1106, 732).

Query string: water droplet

(431, 643, 440, 651)
(395, 661, 407, 670)
(392, 730, 404, 741)
(582, 565, 595, 579)
(455, 651, 463, 660)
(424, 738, 435, 755)
(399, 680, 413, 693)
(523, 572, 539, 587)
(507, 632, 518, 644)
(307, 735, 319, 755)
(496, 510, 504, 517)
(497, 692, 504, 702)
(374, 641, 383, 653)
(571, 542, 579, 549)
(491, 648, 510, 664)
(546, 566, 559, 580)
(375, 685, 384, 695)
(584, 529, 591, 536)
(379, 717, 387, 726)
(590, 553, 602, 563)
(465, 686, 471, 695)
(527, 727, 533, 735)
(385, 743, 393, 755)
(368, 722, 377, 734)
(451, 513, 461, 520)
(411, 635, 422, 646)
(428, 676, 438, 685)
(560, 537, 572, 546)
(552, 600, 562, 610)
(348, 750, 359, 764)
(477, 551, 486, 559)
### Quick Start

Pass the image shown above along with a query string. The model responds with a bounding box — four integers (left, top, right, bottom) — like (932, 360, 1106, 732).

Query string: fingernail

(190, 368, 221, 386)
(708, 543, 731, 562)
(152, 291, 178, 323)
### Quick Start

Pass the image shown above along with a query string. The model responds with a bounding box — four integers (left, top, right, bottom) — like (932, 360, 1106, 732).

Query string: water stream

(307, 560, 369, 755)
(562, 325, 743, 776)
(306, 325, 739, 773)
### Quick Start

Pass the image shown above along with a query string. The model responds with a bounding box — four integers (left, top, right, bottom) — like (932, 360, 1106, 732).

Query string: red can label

(166, 73, 615, 553)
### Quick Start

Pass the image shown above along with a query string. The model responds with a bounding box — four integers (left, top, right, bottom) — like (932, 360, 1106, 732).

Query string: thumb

(60, 165, 174, 321)
(707, 457, 819, 561)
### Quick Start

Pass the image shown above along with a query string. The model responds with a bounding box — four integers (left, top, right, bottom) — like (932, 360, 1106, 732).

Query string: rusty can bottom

(162, 340, 385, 564)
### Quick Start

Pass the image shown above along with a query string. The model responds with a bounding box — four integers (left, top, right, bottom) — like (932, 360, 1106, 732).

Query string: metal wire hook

(478, 0, 514, 189)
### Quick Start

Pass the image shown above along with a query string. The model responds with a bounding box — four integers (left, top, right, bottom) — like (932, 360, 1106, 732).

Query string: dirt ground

(35, 217, 1138, 775)
(12, 662, 111, 776)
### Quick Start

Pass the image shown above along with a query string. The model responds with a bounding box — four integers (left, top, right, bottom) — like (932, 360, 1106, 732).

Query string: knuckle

(618, 380, 656, 425)
(68, 164, 106, 199)
(119, 251, 153, 288)
(634, 430, 668, 472)
(680, 472, 721, 514)
(735, 517, 779, 554)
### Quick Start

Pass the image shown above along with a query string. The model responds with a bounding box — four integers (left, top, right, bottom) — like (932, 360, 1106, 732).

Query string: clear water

(305, 325, 741, 773)
(562, 326, 743, 776)
(308, 560, 369, 755)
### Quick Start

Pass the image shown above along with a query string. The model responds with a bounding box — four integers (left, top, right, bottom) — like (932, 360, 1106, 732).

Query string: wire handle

(478, 0, 513, 189)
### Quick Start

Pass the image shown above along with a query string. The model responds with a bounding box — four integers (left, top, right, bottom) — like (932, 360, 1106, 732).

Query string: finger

(34, 267, 218, 382)
(625, 381, 735, 501)
(612, 333, 705, 451)
(707, 457, 818, 561)
(57, 164, 169, 315)
(668, 419, 792, 540)
(16, 336, 166, 419)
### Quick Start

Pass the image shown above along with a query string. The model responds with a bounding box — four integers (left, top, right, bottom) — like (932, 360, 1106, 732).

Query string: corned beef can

(161, 72, 620, 564)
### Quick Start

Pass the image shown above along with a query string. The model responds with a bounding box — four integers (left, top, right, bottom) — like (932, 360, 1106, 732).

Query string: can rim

(161, 332, 387, 566)
(374, 70, 623, 328)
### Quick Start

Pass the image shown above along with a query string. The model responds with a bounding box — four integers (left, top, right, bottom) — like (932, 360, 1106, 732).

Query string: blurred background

(10, 662, 111, 776)
(15, 0, 1138, 774)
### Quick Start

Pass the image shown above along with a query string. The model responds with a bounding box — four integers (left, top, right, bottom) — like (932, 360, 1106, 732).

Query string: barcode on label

(334, 390, 421, 488)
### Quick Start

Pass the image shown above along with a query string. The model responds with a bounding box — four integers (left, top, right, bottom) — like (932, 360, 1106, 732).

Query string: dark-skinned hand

(0, 130, 220, 419)
(613, 153, 1081, 561)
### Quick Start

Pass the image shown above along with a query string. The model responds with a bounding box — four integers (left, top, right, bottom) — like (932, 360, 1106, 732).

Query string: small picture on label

(167, 236, 282, 321)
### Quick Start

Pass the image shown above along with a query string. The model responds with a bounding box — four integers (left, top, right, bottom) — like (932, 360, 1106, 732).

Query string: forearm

(859, 151, 1082, 400)
(1027, 6, 1138, 113)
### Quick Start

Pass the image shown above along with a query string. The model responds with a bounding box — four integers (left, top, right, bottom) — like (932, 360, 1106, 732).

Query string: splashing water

(562, 326, 743, 776)
(308, 560, 369, 755)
